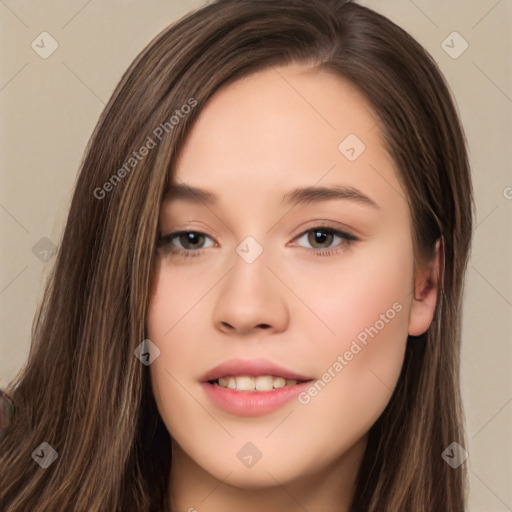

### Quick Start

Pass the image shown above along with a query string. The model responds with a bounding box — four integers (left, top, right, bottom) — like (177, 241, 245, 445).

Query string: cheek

(148, 330, 210, 454)
(147, 260, 206, 437)
(289, 237, 413, 425)
(279, 232, 414, 349)
(296, 308, 407, 456)
(149, 357, 201, 448)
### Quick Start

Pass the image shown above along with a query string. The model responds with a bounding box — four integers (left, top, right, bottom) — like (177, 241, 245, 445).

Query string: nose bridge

(211, 234, 289, 333)
(225, 235, 272, 306)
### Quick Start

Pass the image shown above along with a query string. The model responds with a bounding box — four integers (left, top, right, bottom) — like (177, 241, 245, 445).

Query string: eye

(293, 225, 358, 256)
(157, 224, 359, 259)
(156, 231, 214, 258)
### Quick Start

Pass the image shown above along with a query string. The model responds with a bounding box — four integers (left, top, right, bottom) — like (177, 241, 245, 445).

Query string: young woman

(0, 0, 474, 510)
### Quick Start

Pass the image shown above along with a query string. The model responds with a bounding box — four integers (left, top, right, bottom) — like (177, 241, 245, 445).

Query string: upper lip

(200, 358, 314, 382)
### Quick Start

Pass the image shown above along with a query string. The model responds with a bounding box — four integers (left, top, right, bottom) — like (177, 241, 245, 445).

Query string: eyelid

(288, 223, 358, 253)
(158, 221, 357, 245)
(290, 220, 358, 240)
(156, 230, 216, 250)
(157, 220, 359, 259)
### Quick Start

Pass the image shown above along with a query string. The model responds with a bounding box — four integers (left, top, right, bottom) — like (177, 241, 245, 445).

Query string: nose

(212, 249, 289, 336)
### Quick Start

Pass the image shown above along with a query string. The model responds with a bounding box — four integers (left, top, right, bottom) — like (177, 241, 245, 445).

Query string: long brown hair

(0, 1, 474, 510)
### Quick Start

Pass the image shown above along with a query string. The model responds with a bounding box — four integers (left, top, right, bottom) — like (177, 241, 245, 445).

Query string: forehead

(167, 64, 405, 215)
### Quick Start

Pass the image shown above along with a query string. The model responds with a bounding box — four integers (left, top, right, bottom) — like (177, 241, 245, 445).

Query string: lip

(201, 380, 313, 417)
(200, 358, 315, 417)
(200, 358, 313, 382)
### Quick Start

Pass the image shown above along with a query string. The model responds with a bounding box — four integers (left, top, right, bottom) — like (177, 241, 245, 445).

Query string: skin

(147, 64, 441, 512)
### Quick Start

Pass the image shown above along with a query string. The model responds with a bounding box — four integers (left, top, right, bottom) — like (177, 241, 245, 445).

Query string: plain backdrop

(0, 1, 510, 510)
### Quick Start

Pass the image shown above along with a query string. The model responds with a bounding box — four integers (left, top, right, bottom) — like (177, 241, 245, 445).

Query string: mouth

(200, 358, 315, 416)
(208, 375, 311, 392)
(200, 358, 314, 389)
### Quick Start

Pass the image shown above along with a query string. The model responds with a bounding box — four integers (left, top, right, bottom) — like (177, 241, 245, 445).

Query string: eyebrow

(164, 183, 380, 209)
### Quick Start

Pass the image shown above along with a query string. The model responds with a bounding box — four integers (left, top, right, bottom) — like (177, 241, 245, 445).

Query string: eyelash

(156, 223, 358, 259)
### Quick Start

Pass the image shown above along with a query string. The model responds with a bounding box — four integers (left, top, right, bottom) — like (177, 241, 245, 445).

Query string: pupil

(310, 229, 332, 248)
(182, 232, 202, 248)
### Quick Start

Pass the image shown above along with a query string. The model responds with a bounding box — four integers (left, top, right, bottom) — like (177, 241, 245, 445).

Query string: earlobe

(408, 236, 444, 336)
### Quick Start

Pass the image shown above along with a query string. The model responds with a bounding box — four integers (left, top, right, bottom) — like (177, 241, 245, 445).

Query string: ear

(408, 237, 444, 336)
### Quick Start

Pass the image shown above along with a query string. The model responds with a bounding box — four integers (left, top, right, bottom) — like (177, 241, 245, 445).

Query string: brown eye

(296, 227, 357, 251)
(156, 230, 215, 258)
(177, 232, 206, 250)
(307, 228, 335, 249)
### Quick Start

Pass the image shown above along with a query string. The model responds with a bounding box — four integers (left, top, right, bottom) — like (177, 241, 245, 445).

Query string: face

(147, 64, 433, 492)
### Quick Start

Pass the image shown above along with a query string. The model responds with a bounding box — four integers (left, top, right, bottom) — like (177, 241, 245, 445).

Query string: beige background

(0, 0, 510, 509)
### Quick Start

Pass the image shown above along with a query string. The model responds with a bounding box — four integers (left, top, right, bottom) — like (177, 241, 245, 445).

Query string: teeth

(236, 376, 255, 391)
(214, 375, 301, 391)
(255, 375, 273, 391)
(273, 377, 286, 389)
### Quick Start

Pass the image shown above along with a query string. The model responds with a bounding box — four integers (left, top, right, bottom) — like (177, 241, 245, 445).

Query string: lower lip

(202, 381, 312, 417)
